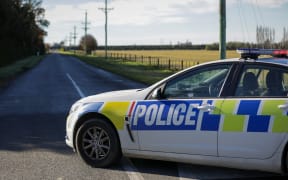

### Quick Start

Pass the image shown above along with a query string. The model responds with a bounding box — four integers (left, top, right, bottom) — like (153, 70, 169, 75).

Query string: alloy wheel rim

(82, 127, 111, 160)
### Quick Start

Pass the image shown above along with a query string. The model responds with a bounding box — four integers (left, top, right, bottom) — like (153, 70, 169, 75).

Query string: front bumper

(65, 134, 74, 149)
(65, 112, 77, 149)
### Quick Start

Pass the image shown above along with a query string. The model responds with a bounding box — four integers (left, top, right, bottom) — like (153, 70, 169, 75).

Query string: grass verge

(0, 55, 45, 88)
(70, 54, 175, 85)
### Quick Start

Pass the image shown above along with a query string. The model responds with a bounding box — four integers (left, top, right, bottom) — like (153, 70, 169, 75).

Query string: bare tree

(256, 25, 275, 48)
(281, 27, 288, 48)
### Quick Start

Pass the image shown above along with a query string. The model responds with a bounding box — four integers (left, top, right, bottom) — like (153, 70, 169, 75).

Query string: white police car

(66, 49, 288, 174)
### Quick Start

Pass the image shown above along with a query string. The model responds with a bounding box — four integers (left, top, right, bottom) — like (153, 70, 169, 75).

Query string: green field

(68, 50, 241, 85)
(96, 50, 240, 62)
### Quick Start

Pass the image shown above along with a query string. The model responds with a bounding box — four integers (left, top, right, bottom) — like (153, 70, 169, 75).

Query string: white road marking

(121, 158, 144, 180)
(67, 73, 142, 180)
(66, 73, 85, 98)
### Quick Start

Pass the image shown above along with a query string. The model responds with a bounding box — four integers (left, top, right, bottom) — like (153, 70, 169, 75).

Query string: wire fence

(94, 51, 200, 70)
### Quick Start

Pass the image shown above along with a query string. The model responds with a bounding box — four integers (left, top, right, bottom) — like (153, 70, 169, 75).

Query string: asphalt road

(0, 54, 284, 179)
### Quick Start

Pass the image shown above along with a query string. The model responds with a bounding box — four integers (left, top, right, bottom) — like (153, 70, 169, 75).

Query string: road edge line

(66, 73, 85, 98)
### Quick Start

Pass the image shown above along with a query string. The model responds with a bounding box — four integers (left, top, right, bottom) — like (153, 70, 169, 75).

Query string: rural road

(0, 54, 282, 179)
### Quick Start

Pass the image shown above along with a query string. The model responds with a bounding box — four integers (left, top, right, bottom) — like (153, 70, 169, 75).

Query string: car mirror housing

(151, 88, 162, 99)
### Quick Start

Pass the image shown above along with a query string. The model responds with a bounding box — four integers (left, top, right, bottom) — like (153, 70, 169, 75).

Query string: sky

(42, 0, 288, 46)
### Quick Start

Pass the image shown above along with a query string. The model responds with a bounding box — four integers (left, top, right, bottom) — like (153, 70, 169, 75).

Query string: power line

(237, 0, 252, 46)
(236, 0, 246, 43)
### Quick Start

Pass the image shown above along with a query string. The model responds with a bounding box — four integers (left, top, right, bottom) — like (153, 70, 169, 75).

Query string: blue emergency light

(237, 48, 288, 59)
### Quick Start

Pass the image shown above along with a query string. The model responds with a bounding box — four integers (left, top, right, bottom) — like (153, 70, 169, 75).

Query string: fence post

(181, 60, 184, 70)
(157, 58, 159, 67)
(149, 56, 151, 65)
(135, 55, 137, 62)
(168, 59, 171, 70)
(141, 56, 144, 63)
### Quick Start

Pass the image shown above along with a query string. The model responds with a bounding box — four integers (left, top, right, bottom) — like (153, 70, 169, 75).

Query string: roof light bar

(237, 48, 288, 59)
(273, 49, 288, 58)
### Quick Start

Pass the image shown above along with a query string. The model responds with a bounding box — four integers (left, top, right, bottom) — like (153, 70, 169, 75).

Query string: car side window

(235, 65, 288, 97)
(163, 65, 231, 99)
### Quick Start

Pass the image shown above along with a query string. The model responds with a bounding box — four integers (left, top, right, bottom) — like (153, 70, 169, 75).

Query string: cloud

(108, 0, 219, 25)
(43, 0, 288, 44)
(240, 0, 288, 8)
(49, 0, 288, 26)
(44, 0, 288, 26)
(44, 0, 221, 27)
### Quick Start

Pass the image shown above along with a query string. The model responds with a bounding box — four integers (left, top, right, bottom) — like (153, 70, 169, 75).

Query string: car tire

(285, 147, 288, 174)
(75, 118, 121, 167)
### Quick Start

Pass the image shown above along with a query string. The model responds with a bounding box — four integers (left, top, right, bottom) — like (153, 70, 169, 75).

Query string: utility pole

(64, 36, 68, 50)
(99, 0, 113, 59)
(220, 0, 226, 59)
(72, 26, 77, 53)
(69, 32, 72, 50)
(82, 11, 90, 55)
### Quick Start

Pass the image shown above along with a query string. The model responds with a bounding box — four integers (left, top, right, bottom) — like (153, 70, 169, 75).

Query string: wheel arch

(73, 112, 122, 154)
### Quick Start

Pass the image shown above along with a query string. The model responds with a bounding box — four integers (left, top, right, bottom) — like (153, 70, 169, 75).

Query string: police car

(66, 48, 288, 174)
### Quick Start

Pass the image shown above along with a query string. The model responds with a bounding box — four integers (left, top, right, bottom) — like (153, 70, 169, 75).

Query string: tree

(0, 0, 49, 67)
(281, 27, 288, 48)
(205, 43, 219, 50)
(79, 34, 98, 54)
(256, 25, 275, 48)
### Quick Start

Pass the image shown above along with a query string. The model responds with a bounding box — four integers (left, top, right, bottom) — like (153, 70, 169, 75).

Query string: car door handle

(197, 104, 215, 112)
(278, 104, 288, 111)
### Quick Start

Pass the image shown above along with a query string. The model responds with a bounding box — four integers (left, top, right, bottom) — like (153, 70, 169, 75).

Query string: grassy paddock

(71, 54, 173, 85)
(96, 50, 239, 62)
(67, 50, 241, 85)
(0, 55, 45, 87)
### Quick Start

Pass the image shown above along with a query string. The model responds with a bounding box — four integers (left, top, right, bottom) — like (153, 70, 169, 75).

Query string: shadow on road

(0, 113, 73, 154)
(129, 158, 286, 179)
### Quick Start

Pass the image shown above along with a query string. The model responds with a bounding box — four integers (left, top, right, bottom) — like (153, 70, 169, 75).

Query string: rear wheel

(76, 118, 121, 167)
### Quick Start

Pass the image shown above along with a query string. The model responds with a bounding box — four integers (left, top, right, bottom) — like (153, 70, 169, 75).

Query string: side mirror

(151, 88, 162, 99)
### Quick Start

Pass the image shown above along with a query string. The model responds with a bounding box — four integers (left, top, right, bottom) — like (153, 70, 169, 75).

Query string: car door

(131, 63, 233, 156)
(218, 63, 288, 159)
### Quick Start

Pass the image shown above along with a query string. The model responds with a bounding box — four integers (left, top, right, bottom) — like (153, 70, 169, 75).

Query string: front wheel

(285, 148, 288, 174)
(75, 118, 121, 167)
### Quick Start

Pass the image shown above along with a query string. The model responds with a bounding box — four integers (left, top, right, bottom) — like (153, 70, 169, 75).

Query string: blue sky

(42, 0, 288, 46)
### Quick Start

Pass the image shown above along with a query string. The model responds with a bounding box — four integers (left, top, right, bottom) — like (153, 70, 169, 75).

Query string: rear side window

(235, 65, 288, 97)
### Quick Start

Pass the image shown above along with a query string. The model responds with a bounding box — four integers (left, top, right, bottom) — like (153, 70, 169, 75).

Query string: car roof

(212, 57, 288, 67)
(257, 58, 288, 66)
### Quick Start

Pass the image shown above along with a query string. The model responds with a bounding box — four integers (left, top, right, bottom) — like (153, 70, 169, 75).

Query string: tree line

(0, 0, 49, 67)
(71, 25, 288, 52)
(206, 26, 288, 50)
